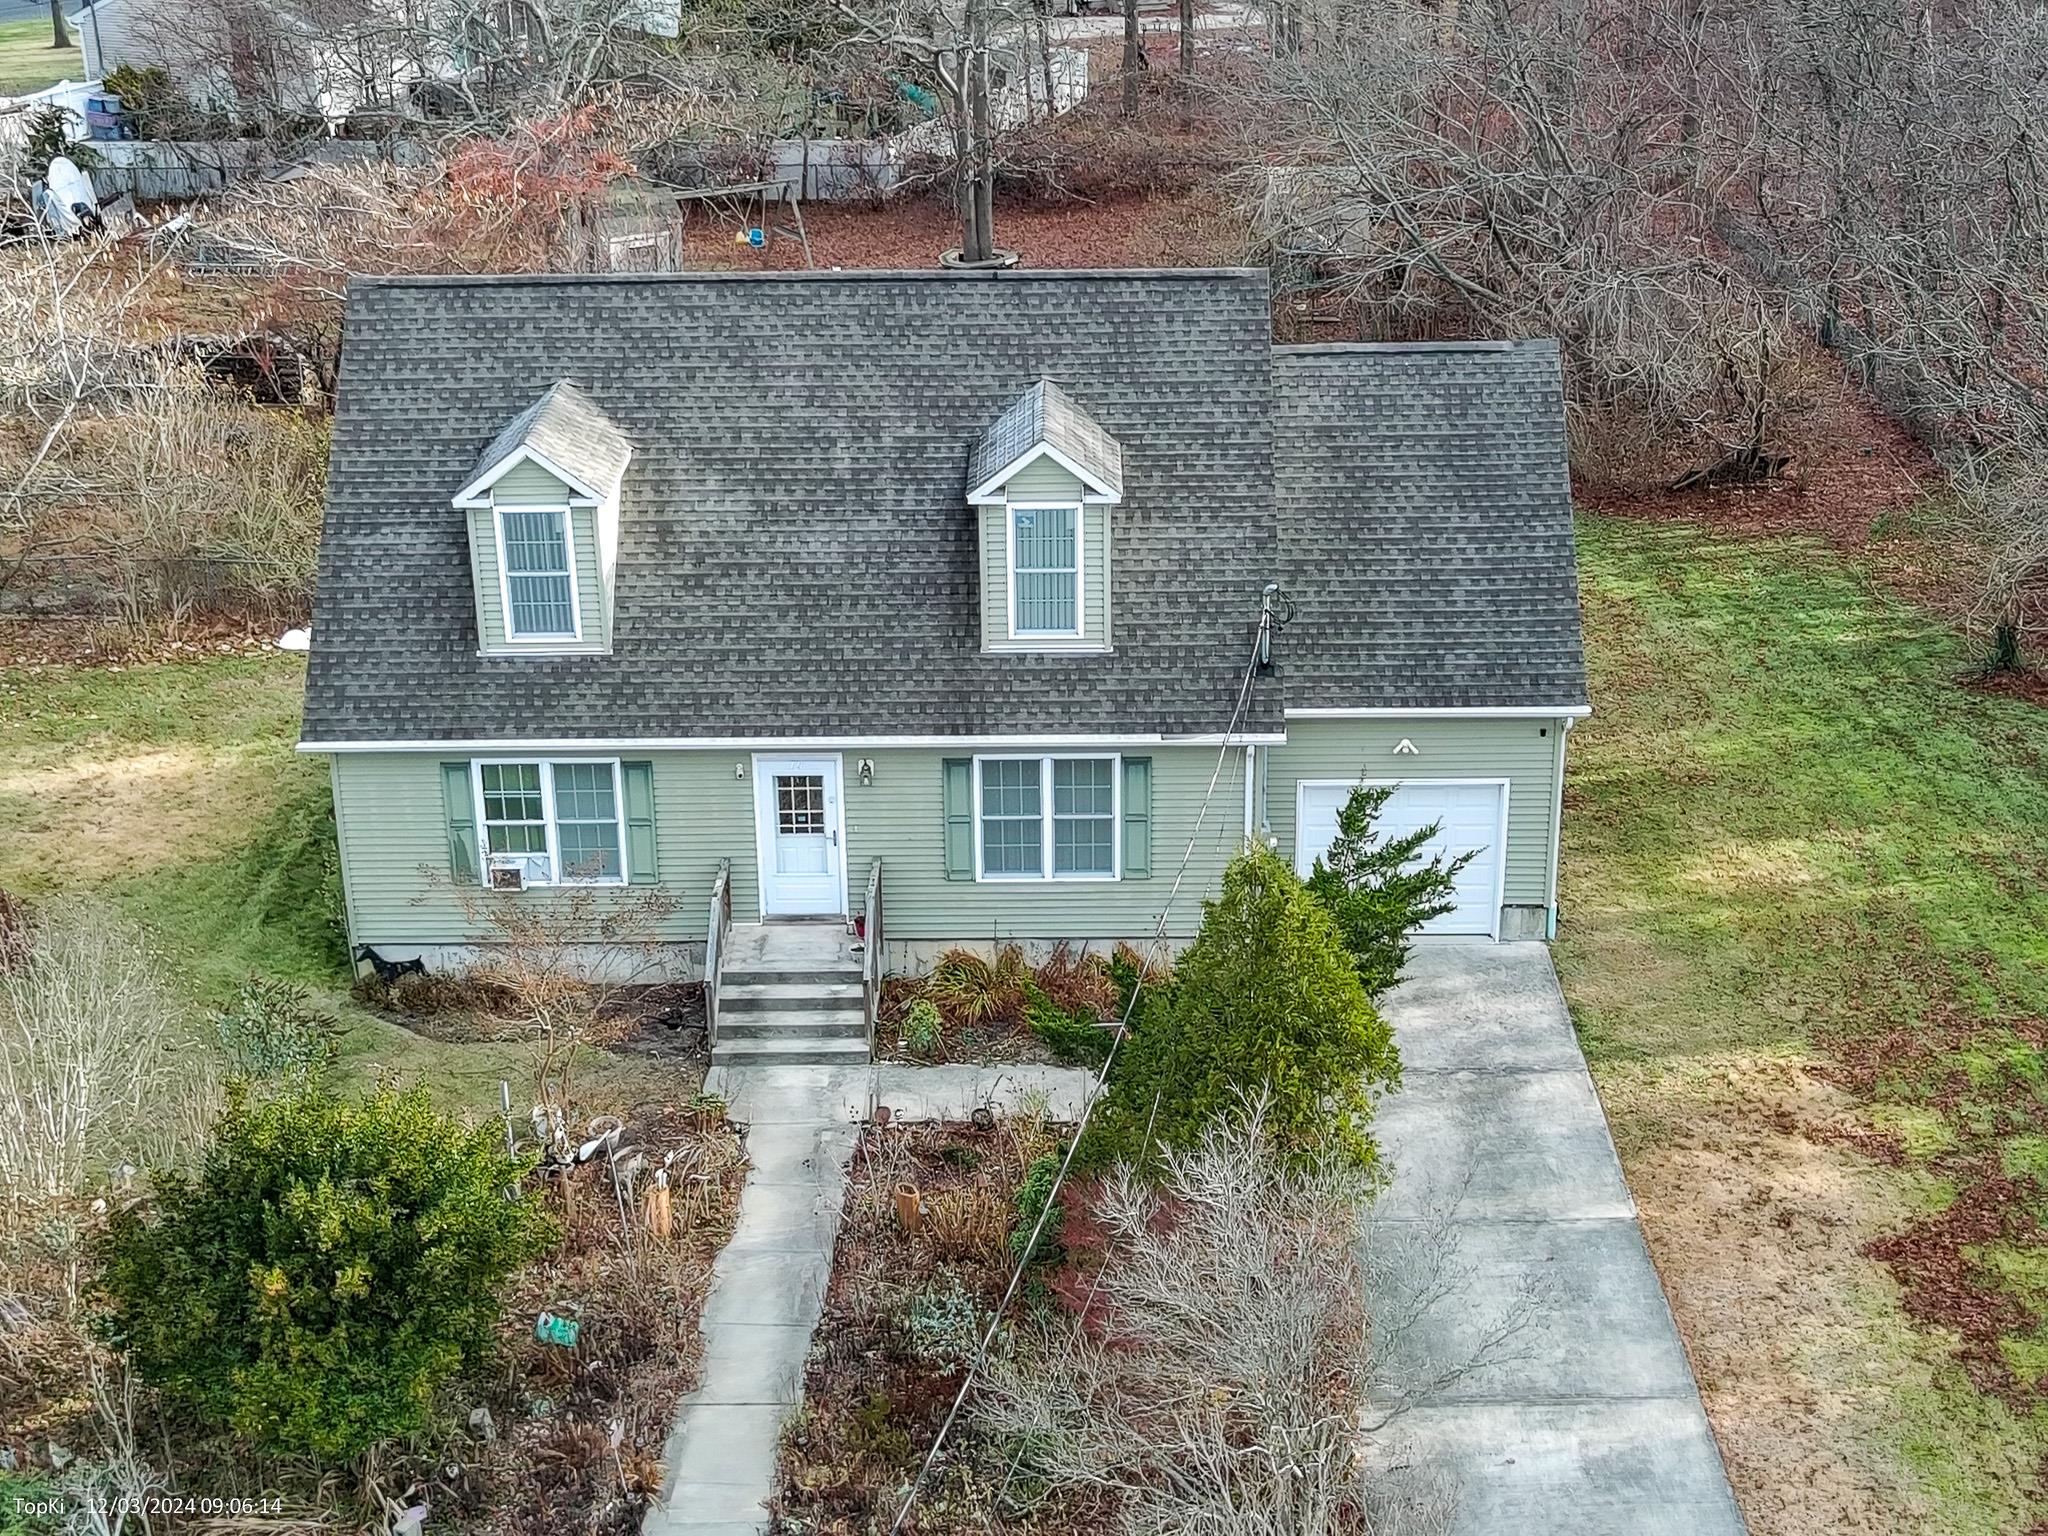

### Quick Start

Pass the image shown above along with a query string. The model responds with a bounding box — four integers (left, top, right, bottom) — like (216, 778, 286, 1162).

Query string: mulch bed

(429, 1101, 747, 1535)
(774, 1117, 1099, 1534)
(352, 977, 709, 1067)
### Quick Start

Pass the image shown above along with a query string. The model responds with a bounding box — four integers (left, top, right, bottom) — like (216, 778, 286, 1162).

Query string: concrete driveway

(1362, 945, 1748, 1536)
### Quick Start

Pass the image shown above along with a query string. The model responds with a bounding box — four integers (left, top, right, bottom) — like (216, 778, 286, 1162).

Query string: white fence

(769, 46, 1089, 201)
(0, 78, 98, 158)
(2, 42, 1088, 205)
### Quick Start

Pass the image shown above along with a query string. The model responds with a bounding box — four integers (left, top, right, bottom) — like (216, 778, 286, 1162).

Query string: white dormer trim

(967, 442, 1124, 506)
(453, 443, 609, 508)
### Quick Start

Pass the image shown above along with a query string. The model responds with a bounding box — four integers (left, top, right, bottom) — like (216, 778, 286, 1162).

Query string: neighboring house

(68, 0, 427, 124)
(300, 268, 1588, 972)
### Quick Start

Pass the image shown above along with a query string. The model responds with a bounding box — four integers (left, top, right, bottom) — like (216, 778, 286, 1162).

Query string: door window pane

(777, 775, 826, 834)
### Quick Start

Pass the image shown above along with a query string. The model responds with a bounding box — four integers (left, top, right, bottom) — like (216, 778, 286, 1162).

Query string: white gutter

(299, 730, 1290, 755)
(1545, 716, 1575, 940)
(1287, 705, 1593, 720)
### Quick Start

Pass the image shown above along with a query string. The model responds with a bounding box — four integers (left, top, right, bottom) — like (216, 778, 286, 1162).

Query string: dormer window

(499, 507, 579, 639)
(1011, 504, 1081, 636)
(968, 380, 1123, 655)
(455, 379, 632, 657)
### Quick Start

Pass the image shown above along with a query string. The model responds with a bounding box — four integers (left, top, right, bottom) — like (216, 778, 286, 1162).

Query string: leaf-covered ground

(1558, 514, 2048, 1535)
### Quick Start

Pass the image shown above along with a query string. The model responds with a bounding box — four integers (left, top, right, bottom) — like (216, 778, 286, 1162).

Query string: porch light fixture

(858, 758, 875, 786)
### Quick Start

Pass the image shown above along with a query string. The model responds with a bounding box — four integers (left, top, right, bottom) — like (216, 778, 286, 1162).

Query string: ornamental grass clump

(95, 1082, 556, 1462)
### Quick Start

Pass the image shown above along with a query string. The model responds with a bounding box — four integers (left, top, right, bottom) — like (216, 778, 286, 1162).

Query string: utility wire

(889, 617, 1271, 1534)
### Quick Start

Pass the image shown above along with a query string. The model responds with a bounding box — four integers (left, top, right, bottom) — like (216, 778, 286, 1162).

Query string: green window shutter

(942, 758, 974, 880)
(1122, 756, 1152, 878)
(439, 761, 480, 884)
(622, 761, 658, 884)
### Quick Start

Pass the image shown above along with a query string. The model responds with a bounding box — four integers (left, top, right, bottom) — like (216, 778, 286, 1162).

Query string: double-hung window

(475, 759, 625, 884)
(976, 755, 1118, 880)
(498, 507, 578, 640)
(1010, 504, 1080, 637)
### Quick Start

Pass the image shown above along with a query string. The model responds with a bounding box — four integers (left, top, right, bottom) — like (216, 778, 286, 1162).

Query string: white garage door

(1294, 780, 1506, 938)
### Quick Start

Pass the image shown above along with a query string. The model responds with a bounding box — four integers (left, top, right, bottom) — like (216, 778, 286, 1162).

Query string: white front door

(754, 755, 844, 916)
(1294, 779, 1507, 939)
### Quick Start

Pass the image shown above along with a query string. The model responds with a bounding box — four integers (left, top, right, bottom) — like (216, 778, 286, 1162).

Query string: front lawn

(0, 648, 683, 1115)
(1558, 513, 2048, 1534)
(0, 17, 82, 96)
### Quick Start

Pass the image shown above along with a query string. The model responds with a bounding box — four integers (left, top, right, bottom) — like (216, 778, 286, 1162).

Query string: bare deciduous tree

(1238, 0, 1801, 483)
(1716, 0, 2048, 664)
(837, 0, 1031, 263)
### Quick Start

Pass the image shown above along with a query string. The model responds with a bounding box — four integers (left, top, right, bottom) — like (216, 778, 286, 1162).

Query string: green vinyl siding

(978, 463, 1110, 651)
(1263, 717, 1564, 908)
(494, 461, 575, 500)
(469, 486, 608, 654)
(330, 751, 758, 946)
(1005, 457, 1088, 499)
(328, 743, 1252, 950)
(843, 746, 1247, 939)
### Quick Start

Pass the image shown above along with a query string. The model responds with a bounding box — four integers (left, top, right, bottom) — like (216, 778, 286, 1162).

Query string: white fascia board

(1285, 704, 1593, 720)
(452, 443, 607, 508)
(965, 441, 1122, 506)
(300, 730, 1289, 755)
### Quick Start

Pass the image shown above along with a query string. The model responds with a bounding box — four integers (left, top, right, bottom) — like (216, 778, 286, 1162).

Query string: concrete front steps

(710, 922, 870, 1068)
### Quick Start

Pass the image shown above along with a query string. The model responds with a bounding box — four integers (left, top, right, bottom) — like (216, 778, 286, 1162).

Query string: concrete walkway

(648, 1062, 1097, 1535)
(1362, 944, 1748, 1535)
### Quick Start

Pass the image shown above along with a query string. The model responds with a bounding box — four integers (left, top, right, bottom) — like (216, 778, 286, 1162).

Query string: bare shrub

(977, 1099, 1459, 1534)
(95, 367, 328, 623)
(0, 902, 204, 1214)
(451, 883, 683, 1119)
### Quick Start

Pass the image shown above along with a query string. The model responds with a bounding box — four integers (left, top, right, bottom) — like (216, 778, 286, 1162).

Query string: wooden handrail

(705, 858, 733, 1049)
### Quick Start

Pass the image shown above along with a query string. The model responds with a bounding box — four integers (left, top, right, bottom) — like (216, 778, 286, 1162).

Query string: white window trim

(1005, 501, 1084, 640)
(471, 757, 628, 887)
(492, 501, 584, 645)
(972, 753, 1121, 883)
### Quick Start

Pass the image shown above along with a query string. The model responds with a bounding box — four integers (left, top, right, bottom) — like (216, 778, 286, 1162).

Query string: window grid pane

(1052, 758, 1115, 875)
(479, 761, 551, 880)
(502, 510, 575, 636)
(551, 762, 622, 881)
(1013, 506, 1078, 634)
(981, 759, 1043, 876)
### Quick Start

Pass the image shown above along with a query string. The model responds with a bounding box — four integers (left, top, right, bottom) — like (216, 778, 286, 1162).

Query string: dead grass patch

(0, 746, 278, 888)
(1600, 1055, 2041, 1536)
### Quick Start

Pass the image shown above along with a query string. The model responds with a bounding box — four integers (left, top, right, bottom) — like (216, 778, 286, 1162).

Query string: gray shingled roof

(303, 269, 1280, 744)
(966, 378, 1125, 498)
(467, 379, 632, 499)
(1271, 341, 1588, 710)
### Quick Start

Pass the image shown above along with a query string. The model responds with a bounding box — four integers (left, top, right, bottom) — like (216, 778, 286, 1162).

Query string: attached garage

(1292, 778, 1510, 939)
